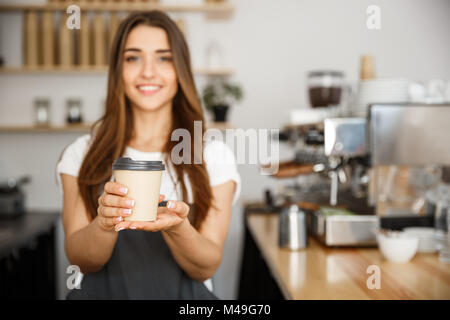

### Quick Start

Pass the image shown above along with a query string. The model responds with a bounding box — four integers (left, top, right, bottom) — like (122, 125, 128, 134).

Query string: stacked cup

(354, 78, 410, 117)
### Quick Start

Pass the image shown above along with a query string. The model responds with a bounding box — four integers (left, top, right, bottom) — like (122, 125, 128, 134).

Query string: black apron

(66, 229, 218, 300)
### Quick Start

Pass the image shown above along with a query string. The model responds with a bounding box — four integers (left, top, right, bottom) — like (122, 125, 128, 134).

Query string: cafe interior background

(0, 0, 449, 300)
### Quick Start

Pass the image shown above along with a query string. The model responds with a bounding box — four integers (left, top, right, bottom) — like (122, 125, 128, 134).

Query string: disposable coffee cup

(112, 157, 165, 222)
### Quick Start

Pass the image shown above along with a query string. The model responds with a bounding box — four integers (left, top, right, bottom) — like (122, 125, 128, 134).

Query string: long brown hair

(77, 11, 212, 230)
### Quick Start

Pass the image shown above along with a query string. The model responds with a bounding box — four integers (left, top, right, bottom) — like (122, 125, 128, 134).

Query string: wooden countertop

(247, 212, 450, 300)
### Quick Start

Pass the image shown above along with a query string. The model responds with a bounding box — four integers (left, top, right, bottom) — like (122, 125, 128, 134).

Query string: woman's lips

(136, 85, 162, 96)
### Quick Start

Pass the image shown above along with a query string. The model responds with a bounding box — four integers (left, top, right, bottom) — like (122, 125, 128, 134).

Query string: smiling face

(122, 25, 178, 113)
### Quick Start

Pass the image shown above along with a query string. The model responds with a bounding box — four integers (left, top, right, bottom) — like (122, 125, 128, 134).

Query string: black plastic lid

(112, 157, 165, 171)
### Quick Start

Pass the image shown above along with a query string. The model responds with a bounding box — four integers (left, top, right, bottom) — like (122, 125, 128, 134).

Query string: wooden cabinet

(1, 2, 235, 74)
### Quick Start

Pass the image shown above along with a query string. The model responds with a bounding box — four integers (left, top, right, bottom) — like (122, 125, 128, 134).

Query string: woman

(56, 11, 240, 299)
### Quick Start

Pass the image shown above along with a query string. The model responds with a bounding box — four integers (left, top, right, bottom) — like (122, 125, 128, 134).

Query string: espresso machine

(273, 103, 450, 247)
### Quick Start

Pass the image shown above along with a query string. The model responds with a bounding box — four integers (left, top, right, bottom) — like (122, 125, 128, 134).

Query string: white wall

(1, 0, 449, 299)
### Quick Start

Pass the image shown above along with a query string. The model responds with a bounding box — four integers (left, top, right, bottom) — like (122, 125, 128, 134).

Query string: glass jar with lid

(34, 97, 50, 127)
(66, 98, 83, 124)
(308, 71, 344, 108)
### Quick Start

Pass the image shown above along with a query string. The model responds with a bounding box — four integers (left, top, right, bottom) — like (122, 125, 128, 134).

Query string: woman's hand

(96, 181, 135, 232)
(114, 195, 190, 233)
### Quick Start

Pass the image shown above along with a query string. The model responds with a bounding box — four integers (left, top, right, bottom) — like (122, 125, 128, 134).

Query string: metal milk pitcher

(279, 204, 308, 250)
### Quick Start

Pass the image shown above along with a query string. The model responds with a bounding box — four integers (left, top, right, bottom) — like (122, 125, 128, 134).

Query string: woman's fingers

(114, 220, 134, 232)
(98, 216, 122, 231)
(96, 183, 134, 232)
(121, 218, 172, 232)
(158, 194, 165, 203)
(100, 193, 135, 209)
(166, 200, 190, 218)
(98, 205, 133, 218)
(128, 221, 158, 232)
(104, 181, 129, 196)
(112, 199, 190, 232)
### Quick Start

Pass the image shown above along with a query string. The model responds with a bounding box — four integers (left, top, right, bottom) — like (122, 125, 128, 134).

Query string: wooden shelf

(0, 2, 234, 13)
(0, 124, 92, 133)
(0, 66, 234, 76)
(0, 2, 235, 76)
(195, 67, 234, 76)
(206, 122, 233, 130)
(0, 66, 108, 74)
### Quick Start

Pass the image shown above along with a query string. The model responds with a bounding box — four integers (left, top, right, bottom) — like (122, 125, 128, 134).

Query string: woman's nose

(141, 57, 156, 78)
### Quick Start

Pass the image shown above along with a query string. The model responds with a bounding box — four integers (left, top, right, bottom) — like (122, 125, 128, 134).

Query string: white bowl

(377, 231, 419, 263)
(403, 227, 439, 253)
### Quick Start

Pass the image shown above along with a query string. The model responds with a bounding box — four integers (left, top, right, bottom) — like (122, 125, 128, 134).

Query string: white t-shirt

(56, 133, 241, 293)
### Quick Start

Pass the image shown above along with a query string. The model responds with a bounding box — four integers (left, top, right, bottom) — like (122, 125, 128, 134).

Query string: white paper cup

(112, 157, 165, 222)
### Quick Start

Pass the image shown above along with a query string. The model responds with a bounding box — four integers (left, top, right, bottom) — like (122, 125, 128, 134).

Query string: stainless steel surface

(279, 205, 308, 250)
(434, 197, 450, 233)
(324, 117, 367, 157)
(330, 170, 338, 206)
(323, 118, 368, 206)
(369, 103, 450, 166)
(309, 211, 379, 246)
(282, 103, 450, 226)
(426, 184, 450, 216)
(0, 176, 31, 189)
(0, 175, 30, 218)
(373, 165, 443, 216)
(324, 215, 379, 246)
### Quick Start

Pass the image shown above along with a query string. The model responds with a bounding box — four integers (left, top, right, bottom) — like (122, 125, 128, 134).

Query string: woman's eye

(158, 56, 173, 62)
(125, 56, 139, 62)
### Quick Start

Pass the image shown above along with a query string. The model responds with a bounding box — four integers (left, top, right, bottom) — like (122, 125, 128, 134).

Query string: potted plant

(202, 80, 243, 122)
